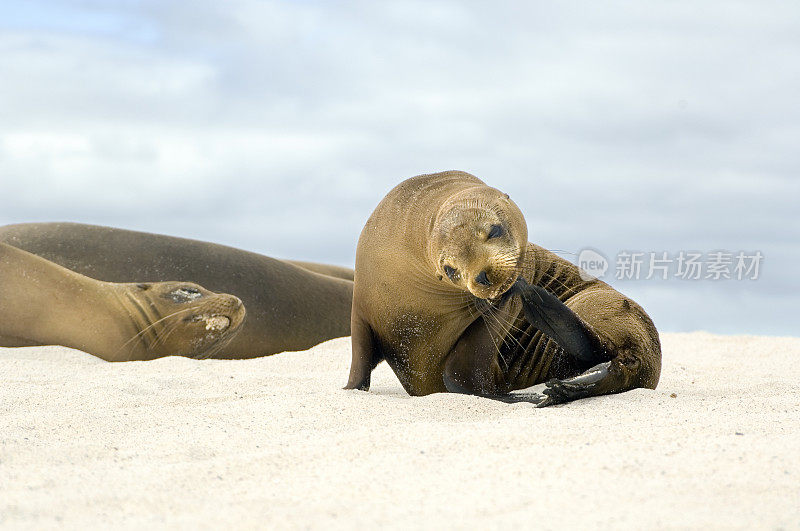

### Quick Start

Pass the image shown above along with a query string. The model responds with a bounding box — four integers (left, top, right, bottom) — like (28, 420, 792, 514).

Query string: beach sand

(1, 332, 798, 529)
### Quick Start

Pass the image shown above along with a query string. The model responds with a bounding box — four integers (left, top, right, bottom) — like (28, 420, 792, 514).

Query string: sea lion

(346, 171, 661, 406)
(0, 242, 245, 361)
(0, 223, 353, 358)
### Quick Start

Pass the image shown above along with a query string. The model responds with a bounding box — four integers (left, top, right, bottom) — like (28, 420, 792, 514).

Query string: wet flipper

(499, 278, 614, 407)
(467, 361, 613, 408)
(442, 367, 550, 406)
(512, 278, 605, 367)
(537, 361, 612, 406)
(442, 279, 653, 408)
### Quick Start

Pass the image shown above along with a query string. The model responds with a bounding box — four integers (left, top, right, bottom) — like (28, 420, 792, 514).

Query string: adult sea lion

(0, 223, 354, 358)
(346, 171, 661, 407)
(0, 242, 245, 361)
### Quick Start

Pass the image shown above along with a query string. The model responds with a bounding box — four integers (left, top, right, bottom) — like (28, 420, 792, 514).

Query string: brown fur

(0, 223, 353, 358)
(347, 171, 661, 404)
(0, 242, 245, 361)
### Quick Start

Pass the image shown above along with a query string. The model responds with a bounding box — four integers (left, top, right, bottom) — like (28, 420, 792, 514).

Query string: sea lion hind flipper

(537, 361, 613, 406)
(540, 348, 652, 406)
(442, 354, 551, 406)
(475, 361, 616, 408)
(488, 391, 551, 407)
(513, 278, 604, 367)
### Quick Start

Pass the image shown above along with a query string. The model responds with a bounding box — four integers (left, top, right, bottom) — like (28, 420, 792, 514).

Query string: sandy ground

(1, 332, 798, 530)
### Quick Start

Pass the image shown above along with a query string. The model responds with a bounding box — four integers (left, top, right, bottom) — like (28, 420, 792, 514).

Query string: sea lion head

(122, 281, 246, 359)
(430, 186, 528, 300)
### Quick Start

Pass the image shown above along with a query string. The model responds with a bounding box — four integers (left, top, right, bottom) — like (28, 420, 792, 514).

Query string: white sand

(1, 332, 798, 529)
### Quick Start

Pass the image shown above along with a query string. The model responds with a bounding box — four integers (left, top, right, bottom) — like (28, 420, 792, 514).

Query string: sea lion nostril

(475, 271, 491, 286)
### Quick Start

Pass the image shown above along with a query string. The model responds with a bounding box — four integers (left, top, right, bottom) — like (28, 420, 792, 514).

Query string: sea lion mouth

(472, 274, 520, 302)
(184, 313, 232, 332)
(493, 274, 521, 300)
(471, 276, 521, 313)
(204, 315, 231, 331)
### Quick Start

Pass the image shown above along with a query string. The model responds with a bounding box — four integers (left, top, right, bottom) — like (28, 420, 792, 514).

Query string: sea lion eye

(487, 224, 504, 239)
(444, 265, 458, 281)
(169, 287, 203, 303)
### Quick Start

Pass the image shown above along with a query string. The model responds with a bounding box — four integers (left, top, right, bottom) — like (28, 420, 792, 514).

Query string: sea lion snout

(435, 230, 524, 298)
(195, 294, 246, 332)
(435, 237, 525, 300)
(466, 267, 505, 299)
(121, 281, 246, 360)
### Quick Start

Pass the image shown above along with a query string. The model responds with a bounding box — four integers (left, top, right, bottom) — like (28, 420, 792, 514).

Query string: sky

(1, 0, 798, 336)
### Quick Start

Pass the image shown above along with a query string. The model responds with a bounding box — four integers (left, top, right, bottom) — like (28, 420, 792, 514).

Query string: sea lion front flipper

(513, 278, 605, 367)
(345, 314, 383, 391)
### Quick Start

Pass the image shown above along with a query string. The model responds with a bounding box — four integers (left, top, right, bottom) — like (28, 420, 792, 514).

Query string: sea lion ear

(504, 193, 510, 199)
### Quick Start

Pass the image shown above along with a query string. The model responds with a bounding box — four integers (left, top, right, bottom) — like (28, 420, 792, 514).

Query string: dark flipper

(512, 278, 605, 367)
(440, 278, 609, 408)
(344, 314, 383, 391)
(442, 370, 550, 406)
(496, 278, 611, 407)
(445, 361, 615, 408)
(537, 361, 612, 407)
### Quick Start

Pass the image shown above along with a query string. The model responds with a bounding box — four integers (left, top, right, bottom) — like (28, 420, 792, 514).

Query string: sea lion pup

(0, 222, 353, 358)
(0, 242, 245, 361)
(346, 171, 661, 407)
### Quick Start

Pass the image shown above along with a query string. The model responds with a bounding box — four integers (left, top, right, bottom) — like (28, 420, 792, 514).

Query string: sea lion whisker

(115, 307, 198, 358)
(117, 308, 197, 357)
(479, 316, 504, 360)
(474, 302, 510, 371)
(481, 302, 526, 351)
(544, 248, 578, 257)
(123, 292, 160, 346)
(149, 311, 195, 348)
(150, 315, 192, 350)
(540, 275, 581, 297)
(196, 333, 234, 360)
(488, 308, 528, 337)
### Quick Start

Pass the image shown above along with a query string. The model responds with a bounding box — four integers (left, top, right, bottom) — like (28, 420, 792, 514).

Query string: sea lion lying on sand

(0, 223, 353, 359)
(0, 241, 245, 361)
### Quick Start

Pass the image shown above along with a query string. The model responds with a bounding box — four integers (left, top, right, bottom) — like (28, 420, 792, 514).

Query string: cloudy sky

(1, 1, 798, 336)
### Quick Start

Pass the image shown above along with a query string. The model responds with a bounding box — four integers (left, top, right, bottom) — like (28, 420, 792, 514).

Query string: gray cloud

(1, 0, 798, 335)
